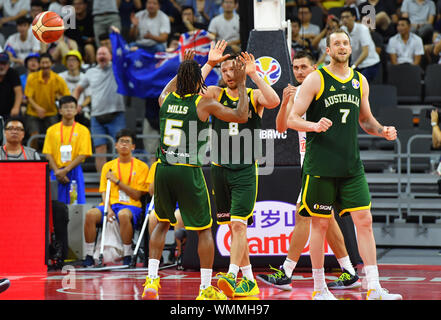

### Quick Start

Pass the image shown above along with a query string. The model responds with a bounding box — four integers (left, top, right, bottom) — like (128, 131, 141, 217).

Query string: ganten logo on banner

(255, 56, 281, 86)
(215, 201, 334, 256)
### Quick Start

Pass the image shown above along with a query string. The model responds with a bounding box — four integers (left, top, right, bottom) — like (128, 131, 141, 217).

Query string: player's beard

(330, 51, 350, 64)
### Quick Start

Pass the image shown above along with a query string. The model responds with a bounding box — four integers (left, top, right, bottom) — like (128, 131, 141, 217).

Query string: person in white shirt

(386, 17, 424, 66)
(129, 0, 170, 53)
(401, 0, 435, 43)
(340, 7, 380, 82)
(208, 0, 240, 52)
(298, 5, 321, 40)
(4, 16, 40, 66)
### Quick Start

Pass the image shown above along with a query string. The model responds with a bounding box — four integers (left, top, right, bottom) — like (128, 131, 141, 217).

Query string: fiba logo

(255, 56, 281, 86)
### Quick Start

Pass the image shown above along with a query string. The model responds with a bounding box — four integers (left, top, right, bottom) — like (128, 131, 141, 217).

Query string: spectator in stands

(58, 50, 91, 125)
(431, 109, 441, 149)
(172, 5, 207, 35)
(44, 33, 79, 65)
(0, 0, 31, 38)
(0, 115, 40, 160)
(98, 32, 113, 53)
(73, 46, 126, 173)
(118, 0, 142, 41)
(47, 0, 68, 16)
(340, 7, 381, 82)
(312, 14, 340, 66)
(166, 32, 181, 52)
(4, 17, 41, 66)
(291, 16, 312, 57)
(93, 0, 122, 48)
(430, 30, 441, 64)
(401, 0, 436, 43)
(129, 0, 171, 53)
(358, 0, 397, 42)
(208, 0, 240, 52)
(186, 0, 221, 26)
(24, 53, 70, 149)
(298, 5, 321, 40)
(83, 128, 149, 267)
(0, 52, 22, 120)
(386, 17, 425, 66)
(64, 0, 96, 66)
(43, 95, 92, 205)
(20, 52, 39, 93)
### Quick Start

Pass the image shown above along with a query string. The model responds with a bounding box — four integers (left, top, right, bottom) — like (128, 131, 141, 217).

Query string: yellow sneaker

(216, 272, 236, 298)
(142, 276, 160, 300)
(233, 277, 260, 297)
(196, 285, 228, 300)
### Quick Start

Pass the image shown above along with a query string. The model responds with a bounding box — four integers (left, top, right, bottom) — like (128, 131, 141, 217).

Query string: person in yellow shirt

(43, 95, 92, 205)
(25, 53, 70, 149)
(83, 128, 150, 267)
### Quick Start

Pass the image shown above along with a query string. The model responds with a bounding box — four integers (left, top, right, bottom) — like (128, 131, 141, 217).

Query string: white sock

(85, 242, 95, 256)
(148, 259, 160, 279)
(337, 256, 356, 276)
(312, 268, 327, 292)
(283, 258, 297, 278)
(123, 244, 133, 257)
(227, 264, 240, 278)
(240, 265, 254, 281)
(364, 265, 381, 290)
(200, 268, 212, 290)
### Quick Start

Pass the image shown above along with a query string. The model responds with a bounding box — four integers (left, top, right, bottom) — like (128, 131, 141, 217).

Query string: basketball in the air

(32, 11, 64, 44)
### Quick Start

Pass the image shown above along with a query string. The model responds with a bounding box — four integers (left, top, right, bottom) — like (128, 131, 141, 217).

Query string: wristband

(432, 122, 438, 127)
(116, 179, 120, 186)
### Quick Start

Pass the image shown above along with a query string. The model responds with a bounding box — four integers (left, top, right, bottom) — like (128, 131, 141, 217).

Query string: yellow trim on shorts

(300, 174, 332, 219)
(338, 202, 371, 217)
(153, 209, 178, 227)
(157, 158, 199, 168)
(230, 162, 258, 222)
(185, 167, 213, 230)
(315, 70, 325, 100)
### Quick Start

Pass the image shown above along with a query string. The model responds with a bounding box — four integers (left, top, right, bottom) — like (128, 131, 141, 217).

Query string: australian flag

(110, 30, 220, 99)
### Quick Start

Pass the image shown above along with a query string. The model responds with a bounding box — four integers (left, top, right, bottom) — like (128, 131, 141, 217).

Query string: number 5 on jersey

(163, 119, 184, 146)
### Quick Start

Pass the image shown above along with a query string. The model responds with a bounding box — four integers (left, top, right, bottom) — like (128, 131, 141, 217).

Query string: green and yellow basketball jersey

(157, 92, 209, 167)
(302, 67, 364, 177)
(211, 88, 261, 170)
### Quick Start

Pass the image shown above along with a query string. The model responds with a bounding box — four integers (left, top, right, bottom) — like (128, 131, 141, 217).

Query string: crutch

(97, 176, 112, 268)
(129, 195, 154, 268)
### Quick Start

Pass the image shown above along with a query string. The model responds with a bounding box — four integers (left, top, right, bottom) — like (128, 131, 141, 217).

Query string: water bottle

(70, 180, 78, 204)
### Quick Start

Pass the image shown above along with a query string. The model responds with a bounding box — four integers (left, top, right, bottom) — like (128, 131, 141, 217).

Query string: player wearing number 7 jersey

(143, 46, 249, 301)
(201, 48, 280, 298)
(290, 29, 401, 300)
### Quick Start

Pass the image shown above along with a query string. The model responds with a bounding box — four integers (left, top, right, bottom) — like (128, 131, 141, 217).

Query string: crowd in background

(1, 0, 441, 159)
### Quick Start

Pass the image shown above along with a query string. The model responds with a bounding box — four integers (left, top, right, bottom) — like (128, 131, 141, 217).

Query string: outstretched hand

(207, 40, 231, 67)
(231, 58, 246, 85)
(238, 51, 257, 76)
(183, 49, 195, 61)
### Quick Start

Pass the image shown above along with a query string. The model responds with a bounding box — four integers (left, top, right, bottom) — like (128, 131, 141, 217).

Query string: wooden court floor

(0, 264, 440, 301)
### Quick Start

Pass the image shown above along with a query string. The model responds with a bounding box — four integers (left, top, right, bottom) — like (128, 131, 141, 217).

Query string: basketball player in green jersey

(201, 51, 280, 298)
(290, 29, 402, 300)
(142, 46, 249, 300)
(258, 50, 360, 291)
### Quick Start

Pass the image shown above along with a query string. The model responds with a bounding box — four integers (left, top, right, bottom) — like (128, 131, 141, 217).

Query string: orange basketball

(32, 11, 64, 44)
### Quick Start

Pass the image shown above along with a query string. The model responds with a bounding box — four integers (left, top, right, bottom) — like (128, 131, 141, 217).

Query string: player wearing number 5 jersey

(290, 29, 402, 300)
(201, 51, 280, 298)
(143, 44, 249, 301)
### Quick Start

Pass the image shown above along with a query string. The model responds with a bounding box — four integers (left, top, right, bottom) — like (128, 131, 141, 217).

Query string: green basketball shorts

(298, 173, 371, 218)
(154, 162, 212, 230)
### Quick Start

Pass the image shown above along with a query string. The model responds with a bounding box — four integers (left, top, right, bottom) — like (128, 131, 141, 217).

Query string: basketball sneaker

(216, 272, 236, 298)
(256, 265, 292, 291)
(82, 255, 95, 267)
(196, 285, 228, 300)
(312, 288, 338, 300)
(366, 287, 402, 300)
(0, 278, 10, 294)
(234, 277, 260, 297)
(327, 268, 361, 290)
(142, 276, 161, 300)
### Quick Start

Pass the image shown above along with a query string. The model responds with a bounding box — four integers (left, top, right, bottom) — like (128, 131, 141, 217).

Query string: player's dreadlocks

(176, 60, 207, 98)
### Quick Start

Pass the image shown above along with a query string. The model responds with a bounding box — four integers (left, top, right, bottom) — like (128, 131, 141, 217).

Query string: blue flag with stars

(110, 30, 220, 99)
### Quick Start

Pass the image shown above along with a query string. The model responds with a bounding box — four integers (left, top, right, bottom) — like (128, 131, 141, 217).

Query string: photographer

(431, 109, 441, 149)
